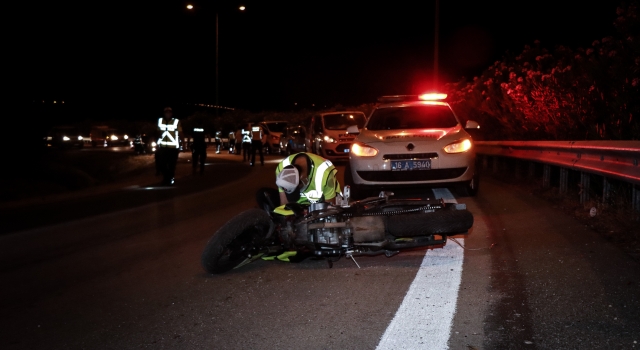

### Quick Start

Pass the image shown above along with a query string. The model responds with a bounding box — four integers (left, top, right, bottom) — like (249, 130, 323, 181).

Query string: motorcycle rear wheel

(201, 209, 271, 274)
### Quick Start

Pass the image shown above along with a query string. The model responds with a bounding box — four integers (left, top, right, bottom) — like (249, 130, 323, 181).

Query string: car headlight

(63, 136, 70, 141)
(111, 135, 118, 141)
(351, 143, 378, 157)
(443, 139, 472, 154)
(124, 134, 129, 140)
(323, 135, 336, 143)
(78, 136, 83, 141)
(151, 141, 157, 147)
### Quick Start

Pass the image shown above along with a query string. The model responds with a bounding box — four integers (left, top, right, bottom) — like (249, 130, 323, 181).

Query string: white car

(345, 94, 480, 198)
(260, 121, 288, 154)
(306, 111, 367, 162)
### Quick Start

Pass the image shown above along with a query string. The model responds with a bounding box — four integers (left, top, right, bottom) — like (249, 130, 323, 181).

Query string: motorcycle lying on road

(201, 188, 474, 274)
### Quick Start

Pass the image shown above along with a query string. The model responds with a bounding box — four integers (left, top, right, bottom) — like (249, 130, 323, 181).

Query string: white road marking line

(376, 188, 464, 350)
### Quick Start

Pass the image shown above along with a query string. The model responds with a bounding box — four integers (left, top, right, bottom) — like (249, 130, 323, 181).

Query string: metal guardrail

(475, 141, 640, 210)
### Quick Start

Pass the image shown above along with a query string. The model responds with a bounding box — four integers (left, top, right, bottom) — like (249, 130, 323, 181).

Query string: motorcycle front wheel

(201, 209, 271, 274)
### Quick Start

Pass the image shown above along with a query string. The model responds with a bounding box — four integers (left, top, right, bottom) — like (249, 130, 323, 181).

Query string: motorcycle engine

(295, 202, 352, 248)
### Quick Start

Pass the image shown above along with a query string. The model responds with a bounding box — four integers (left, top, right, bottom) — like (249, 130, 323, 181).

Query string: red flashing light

(418, 93, 447, 101)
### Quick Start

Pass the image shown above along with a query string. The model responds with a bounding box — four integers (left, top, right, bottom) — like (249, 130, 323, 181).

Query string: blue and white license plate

(391, 160, 432, 171)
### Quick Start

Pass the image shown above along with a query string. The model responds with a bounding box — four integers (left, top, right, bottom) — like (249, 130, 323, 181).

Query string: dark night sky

(9, 0, 622, 123)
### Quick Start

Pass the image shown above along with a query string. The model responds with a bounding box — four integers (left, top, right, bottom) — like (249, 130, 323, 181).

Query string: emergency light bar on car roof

(377, 93, 447, 103)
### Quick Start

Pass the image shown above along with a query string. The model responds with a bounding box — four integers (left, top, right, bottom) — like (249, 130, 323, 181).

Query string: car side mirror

(465, 120, 480, 129)
(346, 125, 360, 135)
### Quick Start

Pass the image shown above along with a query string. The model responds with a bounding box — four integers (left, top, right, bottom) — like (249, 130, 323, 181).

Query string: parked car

(279, 125, 308, 155)
(345, 94, 480, 198)
(307, 111, 367, 161)
(259, 121, 288, 154)
(43, 126, 85, 149)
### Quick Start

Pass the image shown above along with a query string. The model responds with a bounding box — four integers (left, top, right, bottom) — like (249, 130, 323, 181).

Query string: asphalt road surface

(1, 154, 639, 349)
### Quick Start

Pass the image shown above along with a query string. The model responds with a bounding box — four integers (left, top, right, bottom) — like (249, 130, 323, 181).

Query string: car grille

(357, 167, 467, 182)
(382, 152, 439, 160)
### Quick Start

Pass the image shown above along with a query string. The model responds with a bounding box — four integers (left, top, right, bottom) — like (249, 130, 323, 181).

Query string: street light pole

(215, 11, 219, 118)
(187, 4, 244, 116)
(433, 0, 439, 90)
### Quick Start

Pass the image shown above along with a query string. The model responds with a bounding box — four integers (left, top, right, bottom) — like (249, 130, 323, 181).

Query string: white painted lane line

(376, 188, 464, 350)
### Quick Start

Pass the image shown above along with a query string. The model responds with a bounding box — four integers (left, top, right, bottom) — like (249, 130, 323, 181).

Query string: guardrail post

(559, 168, 568, 194)
(602, 177, 611, 206)
(633, 185, 640, 219)
(528, 162, 535, 180)
(543, 164, 551, 189)
(580, 172, 590, 204)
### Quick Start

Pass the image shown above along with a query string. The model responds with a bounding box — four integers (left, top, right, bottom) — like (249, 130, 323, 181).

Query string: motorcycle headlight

(151, 141, 157, 147)
(323, 135, 336, 143)
(443, 139, 472, 154)
(63, 136, 70, 141)
(351, 142, 378, 157)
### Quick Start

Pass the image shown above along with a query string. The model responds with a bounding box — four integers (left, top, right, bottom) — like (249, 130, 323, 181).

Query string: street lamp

(186, 3, 245, 116)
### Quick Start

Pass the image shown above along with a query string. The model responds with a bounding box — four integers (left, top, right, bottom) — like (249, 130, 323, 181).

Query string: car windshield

(366, 105, 458, 130)
(323, 113, 366, 130)
(264, 122, 287, 133)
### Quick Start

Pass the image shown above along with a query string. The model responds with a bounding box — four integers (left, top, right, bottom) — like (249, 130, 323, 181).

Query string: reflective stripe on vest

(302, 160, 332, 201)
(158, 118, 180, 148)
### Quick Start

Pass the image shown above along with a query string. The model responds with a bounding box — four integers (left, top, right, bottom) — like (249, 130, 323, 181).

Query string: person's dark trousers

(192, 146, 206, 173)
(157, 147, 179, 185)
(250, 139, 264, 166)
(235, 142, 242, 155)
(242, 142, 251, 161)
(256, 187, 280, 212)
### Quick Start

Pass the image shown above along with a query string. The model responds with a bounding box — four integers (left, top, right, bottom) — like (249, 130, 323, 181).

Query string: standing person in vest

(250, 123, 264, 166)
(234, 128, 243, 156)
(256, 152, 341, 211)
(156, 106, 182, 186)
(191, 122, 207, 175)
(242, 128, 251, 161)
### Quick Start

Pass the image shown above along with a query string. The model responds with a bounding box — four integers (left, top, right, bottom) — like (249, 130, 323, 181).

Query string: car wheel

(456, 173, 479, 197)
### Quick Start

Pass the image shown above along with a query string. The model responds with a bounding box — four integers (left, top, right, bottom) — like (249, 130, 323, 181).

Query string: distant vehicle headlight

(78, 136, 83, 141)
(323, 135, 336, 143)
(63, 136, 70, 141)
(124, 134, 129, 140)
(111, 135, 118, 141)
(443, 139, 472, 154)
(151, 141, 157, 147)
(351, 142, 378, 157)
